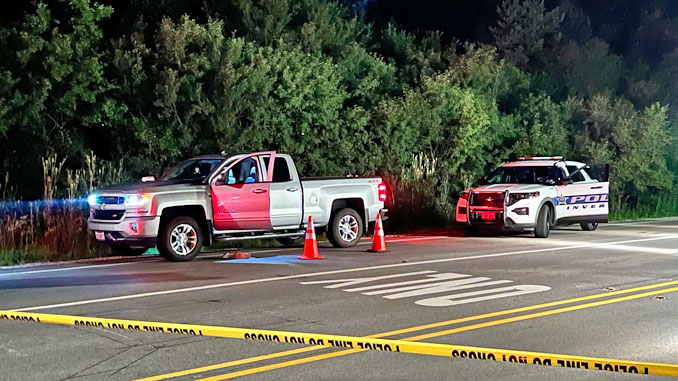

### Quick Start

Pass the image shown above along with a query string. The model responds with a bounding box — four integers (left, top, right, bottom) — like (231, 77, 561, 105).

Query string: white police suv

(456, 157, 610, 238)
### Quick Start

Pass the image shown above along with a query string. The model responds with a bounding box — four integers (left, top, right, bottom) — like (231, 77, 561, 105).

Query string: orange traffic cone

(298, 216, 324, 260)
(367, 213, 388, 252)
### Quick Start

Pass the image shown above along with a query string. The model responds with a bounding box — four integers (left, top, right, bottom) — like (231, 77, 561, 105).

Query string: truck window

(272, 157, 292, 183)
(226, 158, 259, 184)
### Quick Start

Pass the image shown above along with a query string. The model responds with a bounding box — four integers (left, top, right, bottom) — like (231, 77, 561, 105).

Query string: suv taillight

(378, 183, 387, 202)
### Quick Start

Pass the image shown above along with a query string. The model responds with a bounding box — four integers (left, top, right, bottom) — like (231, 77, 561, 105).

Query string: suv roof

(502, 160, 585, 168)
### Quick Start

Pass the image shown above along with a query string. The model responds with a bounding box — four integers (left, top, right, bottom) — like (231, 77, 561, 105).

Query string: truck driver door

(211, 153, 273, 231)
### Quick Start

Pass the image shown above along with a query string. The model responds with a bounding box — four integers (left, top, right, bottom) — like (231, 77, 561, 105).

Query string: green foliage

(555, 38, 624, 98)
(491, 0, 564, 67)
(568, 96, 673, 206)
(512, 93, 569, 156)
(0, 0, 117, 197)
(0, 0, 677, 227)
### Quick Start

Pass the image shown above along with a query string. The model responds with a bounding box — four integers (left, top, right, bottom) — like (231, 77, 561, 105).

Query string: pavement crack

(109, 347, 159, 376)
(59, 347, 134, 381)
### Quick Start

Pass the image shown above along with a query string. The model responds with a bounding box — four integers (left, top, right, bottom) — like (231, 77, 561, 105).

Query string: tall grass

(0, 152, 126, 266)
(610, 193, 678, 221)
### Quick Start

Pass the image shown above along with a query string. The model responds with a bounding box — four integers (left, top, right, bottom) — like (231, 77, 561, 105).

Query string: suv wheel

(580, 222, 599, 231)
(327, 208, 363, 248)
(158, 216, 203, 262)
(110, 246, 148, 256)
(534, 206, 551, 238)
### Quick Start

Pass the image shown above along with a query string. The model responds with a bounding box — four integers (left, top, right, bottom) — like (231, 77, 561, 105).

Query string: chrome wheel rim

(170, 224, 198, 256)
(338, 215, 359, 242)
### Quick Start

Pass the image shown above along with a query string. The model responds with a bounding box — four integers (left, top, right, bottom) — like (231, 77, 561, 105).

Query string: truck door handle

(286, 187, 299, 192)
(252, 189, 267, 194)
(590, 186, 603, 190)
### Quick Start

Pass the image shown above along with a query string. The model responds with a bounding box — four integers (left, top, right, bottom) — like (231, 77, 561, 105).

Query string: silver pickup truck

(87, 151, 387, 261)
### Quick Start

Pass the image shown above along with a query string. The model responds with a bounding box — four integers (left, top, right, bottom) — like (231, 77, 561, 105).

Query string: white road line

(0, 237, 444, 277)
(532, 239, 678, 255)
(13, 234, 678, 312)
(247, 236, 448, 254)
(606, 223, 678, 229)
(0, 262, 142, 277)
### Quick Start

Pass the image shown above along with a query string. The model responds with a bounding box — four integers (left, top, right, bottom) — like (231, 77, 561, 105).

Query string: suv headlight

(508, 192, 540, 206)
(124, 194, 150, 206)
(87, 194, 97, 206)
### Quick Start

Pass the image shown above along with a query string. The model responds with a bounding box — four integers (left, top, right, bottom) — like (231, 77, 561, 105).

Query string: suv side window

(566, 166, 586, 183)
(226, 158, 259, 184)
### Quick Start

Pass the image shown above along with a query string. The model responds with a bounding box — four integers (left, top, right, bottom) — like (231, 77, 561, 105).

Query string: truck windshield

(487, 166, 563, 184)
(158, 159, 222, 182)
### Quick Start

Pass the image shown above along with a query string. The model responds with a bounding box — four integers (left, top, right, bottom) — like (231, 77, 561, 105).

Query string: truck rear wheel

(327, 208, 363, 248)
(158, 216, 203, 262)
(534, 206, 551, 238)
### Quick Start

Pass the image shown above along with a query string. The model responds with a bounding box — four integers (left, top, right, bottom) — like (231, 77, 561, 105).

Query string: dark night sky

(368, 0, 678, 62)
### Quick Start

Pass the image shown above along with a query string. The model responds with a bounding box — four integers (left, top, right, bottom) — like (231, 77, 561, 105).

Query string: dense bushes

(0, 0, 676, 259)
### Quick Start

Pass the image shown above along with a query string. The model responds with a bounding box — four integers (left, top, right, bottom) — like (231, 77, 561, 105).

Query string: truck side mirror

(141, 176, 155, 182)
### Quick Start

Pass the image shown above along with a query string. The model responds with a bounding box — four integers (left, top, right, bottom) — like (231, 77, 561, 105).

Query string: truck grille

(471, 192, 505, 208)
(93, 210, 125, 221)
(97, 196, 124, 204)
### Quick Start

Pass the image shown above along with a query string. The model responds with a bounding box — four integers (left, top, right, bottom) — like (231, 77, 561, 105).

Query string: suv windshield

(158, 159, 222, 182)
(487, 166, 564, 184)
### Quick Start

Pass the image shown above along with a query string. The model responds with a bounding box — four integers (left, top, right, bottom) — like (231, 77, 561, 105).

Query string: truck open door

(211, 152, 274, 231)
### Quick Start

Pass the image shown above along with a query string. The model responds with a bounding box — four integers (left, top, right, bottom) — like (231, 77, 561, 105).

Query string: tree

(491, 0, 564, 67)
(567, 95, 673, 206)
(512, 93, 569, 156)
(0, 0, 117, 197)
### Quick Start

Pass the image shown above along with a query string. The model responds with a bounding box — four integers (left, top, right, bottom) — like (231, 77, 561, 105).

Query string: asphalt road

(2, 219, 678, 380)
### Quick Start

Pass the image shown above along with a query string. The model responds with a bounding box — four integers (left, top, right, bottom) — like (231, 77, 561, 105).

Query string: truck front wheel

(327, 208, 364, 248)
(158, 216, 203, 262)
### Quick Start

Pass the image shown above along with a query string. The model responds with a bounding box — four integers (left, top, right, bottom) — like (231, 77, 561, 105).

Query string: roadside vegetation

(1, 0, 677, 264)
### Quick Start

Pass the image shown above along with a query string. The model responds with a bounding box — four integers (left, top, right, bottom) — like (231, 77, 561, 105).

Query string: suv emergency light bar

(518, 156, 564, 161)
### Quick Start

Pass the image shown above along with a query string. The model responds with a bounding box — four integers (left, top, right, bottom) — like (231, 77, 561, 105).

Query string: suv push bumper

(467, 210, 536, 232)
(87, 216, 160, 248)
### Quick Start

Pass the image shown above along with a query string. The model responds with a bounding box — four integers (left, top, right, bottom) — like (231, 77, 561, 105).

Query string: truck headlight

(87, 194, 97, 206)
(124, 194, 150, 206)
(508, 192, 540, 206)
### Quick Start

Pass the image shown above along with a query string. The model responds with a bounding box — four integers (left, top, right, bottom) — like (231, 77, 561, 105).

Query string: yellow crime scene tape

(2, 310, 677, 377)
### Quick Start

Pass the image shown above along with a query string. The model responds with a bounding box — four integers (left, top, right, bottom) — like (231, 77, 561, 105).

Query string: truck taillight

(378, 183, 387, 202)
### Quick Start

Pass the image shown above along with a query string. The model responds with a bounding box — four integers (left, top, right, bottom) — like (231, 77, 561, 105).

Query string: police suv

(456, 157, 610, 238)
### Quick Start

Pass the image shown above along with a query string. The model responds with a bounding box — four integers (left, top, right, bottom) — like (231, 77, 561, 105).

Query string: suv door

(556, 164, 609, 223)
(261, 155, 303, 229)
(211, 153, 272, 231)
